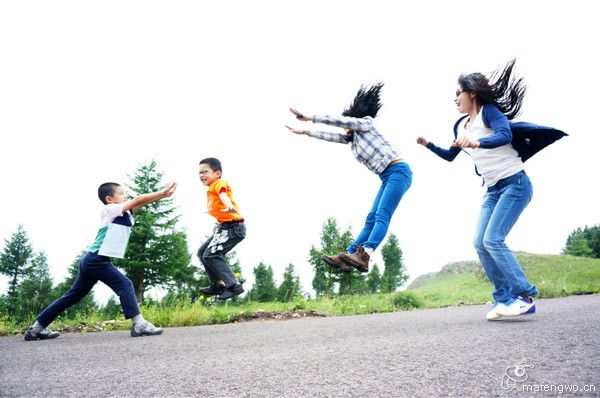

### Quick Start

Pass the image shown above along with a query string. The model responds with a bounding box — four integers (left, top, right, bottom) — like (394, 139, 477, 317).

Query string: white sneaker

(131, 321, 163, 337)
(494, 296, 536, 317)
(486, 303, 504, 321)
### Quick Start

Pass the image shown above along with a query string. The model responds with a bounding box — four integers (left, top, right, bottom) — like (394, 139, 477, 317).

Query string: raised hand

(289, 107, 311, 122)
(416, 137, 429, 146)
(285, 125, 307, 135)
(452, 137, 480, 149)
(162, 182, 177, 198)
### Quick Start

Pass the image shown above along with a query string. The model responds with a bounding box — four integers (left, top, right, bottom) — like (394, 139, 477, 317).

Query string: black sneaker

(217, 283, 244, 300)
(199, 284, 226, 296)
(24, 326, 60, 341)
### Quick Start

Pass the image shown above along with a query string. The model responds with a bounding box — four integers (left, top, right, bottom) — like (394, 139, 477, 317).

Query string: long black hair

(458, 59, 526, 120)
(342, 83, 384, 118)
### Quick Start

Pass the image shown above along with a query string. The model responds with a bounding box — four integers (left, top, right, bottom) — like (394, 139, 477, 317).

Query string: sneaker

(131, 321, 164, 337)
(24, 326, 60, 341)
(339, 246, 370, 272)
(494, 296, 536, 317)
(322, 254, 353, 273)
(199, 283, 226, 296)
(217, 283, 244, 300)
(486, 302, 504, 321)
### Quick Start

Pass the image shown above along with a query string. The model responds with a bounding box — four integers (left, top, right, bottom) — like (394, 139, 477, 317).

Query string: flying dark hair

(342, 83, 384, 119)
(458, 59, 526, 120)
(199, 157, 222, 172)
(98, 182, 121, 204)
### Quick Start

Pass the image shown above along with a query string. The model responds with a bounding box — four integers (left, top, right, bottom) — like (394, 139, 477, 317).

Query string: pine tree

(367, 263, 382, 293)
(563, 226, 600, 258)
(114, 160, 194, 302)
(247, 262, 277, 302)
(277, 263, 302, 302)
(309, 218, 362, 296)
(0, 225, 34, 316)
(16, 251, 54, 322)
(563, 229, 594, 257)
(380, 234, 408, 293)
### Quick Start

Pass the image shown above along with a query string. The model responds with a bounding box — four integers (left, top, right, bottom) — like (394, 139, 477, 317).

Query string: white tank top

(458, 106, 524, 187)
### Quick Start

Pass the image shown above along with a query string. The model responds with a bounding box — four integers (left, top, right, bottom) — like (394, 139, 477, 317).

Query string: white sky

(1, 1, 599, 304)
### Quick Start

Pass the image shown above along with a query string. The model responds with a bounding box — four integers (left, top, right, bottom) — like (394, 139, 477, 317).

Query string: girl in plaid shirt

(286, 83, 412, 273)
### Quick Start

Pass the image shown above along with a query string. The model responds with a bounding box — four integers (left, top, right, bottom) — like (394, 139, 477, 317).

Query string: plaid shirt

(308, 115, 400, 174)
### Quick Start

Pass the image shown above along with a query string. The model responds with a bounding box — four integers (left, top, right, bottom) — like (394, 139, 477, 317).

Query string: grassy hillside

(407, 252, 600, 307)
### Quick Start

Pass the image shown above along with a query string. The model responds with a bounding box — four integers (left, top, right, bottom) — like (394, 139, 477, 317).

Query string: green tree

(367, 263, 382, 293)
(16, 251, 54, 322)
(0, 225, 34, 316)
(563, 228, 594, 257)
(247, 262, 277, 302)
(100, 296, 122, 319)
(309, 218, 359, 296)
(381, 234, 408, 293)
(277, 263, 301, 302)
(50, 252, 97, 319)
(114, 160, 194, 302)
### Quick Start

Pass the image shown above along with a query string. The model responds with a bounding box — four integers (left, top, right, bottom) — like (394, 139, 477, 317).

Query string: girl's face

(454, 87, 477, 114)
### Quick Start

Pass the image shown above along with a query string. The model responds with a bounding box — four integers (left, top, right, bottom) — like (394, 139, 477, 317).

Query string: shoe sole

(338, 254, 368, 272)
(495, 305, 536, 318)
(322, 256, 352, 273)
(217, 287, 244, 300)
(24, 331, 60, 341)
(131, 329, 164, 337)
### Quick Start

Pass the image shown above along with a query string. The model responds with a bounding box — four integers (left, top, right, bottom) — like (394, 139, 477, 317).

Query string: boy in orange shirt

(197, 157, 246, 300)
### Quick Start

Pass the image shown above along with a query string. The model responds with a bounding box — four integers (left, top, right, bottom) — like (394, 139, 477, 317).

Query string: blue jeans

(474, 170, 538, 303)
(347, 162, 412, 253)
(37, 252, 140, 327)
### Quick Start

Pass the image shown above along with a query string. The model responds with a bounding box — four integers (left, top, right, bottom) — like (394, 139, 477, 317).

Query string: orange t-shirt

(206, 178, 243, 224)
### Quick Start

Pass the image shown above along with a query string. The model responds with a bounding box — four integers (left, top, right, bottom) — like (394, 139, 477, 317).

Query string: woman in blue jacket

(417, 59, 538, 320)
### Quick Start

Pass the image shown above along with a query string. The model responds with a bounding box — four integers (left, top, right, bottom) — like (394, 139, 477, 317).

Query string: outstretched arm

(285, 125, 350, 144)
(123, 182, 177, 213)
(289, 107, 372, 132)
(417, 137, 461, 162)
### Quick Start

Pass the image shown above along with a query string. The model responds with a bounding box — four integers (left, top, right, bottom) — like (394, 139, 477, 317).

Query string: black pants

(198, 221, 246, 286)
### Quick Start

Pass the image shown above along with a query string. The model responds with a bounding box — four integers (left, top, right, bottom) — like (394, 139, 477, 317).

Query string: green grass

(1, 253, 598, 336)
(407, 252, 600, 307)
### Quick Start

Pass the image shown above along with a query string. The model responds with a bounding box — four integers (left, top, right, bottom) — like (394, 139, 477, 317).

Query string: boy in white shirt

(25, 181, 176, 340)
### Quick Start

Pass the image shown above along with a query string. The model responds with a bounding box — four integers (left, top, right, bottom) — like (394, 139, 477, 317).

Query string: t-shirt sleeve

(100, 203, 125, 225)
(211, 179, 229, 195)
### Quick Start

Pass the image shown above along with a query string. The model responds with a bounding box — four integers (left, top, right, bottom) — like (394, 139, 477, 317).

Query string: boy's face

(199, 163, 221, 186)
(105, 186, 128, 204)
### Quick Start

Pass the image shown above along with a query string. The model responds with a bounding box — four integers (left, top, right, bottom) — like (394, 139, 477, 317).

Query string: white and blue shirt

(88, 204, 134, 258)
(308, 115, 401, 175)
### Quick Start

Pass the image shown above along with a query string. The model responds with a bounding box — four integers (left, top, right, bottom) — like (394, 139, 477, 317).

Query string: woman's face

(454, 87, 477, 114)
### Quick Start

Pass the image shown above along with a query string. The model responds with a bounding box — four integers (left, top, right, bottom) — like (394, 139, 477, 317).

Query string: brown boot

(322, 254, 353, 273)
(339, 247, 369, 272)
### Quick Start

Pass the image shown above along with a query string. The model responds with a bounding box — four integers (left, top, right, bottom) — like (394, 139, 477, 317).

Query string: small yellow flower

(199, 295, 204, 300)
(234, 272, 240, 278)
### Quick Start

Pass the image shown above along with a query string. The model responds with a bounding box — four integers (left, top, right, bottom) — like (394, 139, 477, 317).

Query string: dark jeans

(37, 252, 140, 327)
(198, 221, 246, 286)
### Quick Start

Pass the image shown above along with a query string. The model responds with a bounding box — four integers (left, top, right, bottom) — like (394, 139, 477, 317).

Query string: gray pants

(198, 221, 246, 286)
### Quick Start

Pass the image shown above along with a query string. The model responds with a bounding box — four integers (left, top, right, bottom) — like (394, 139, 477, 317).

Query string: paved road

(1, 295, 599, 397)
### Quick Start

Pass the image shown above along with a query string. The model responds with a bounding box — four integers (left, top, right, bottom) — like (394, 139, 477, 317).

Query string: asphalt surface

(1, 295, 599, 397)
